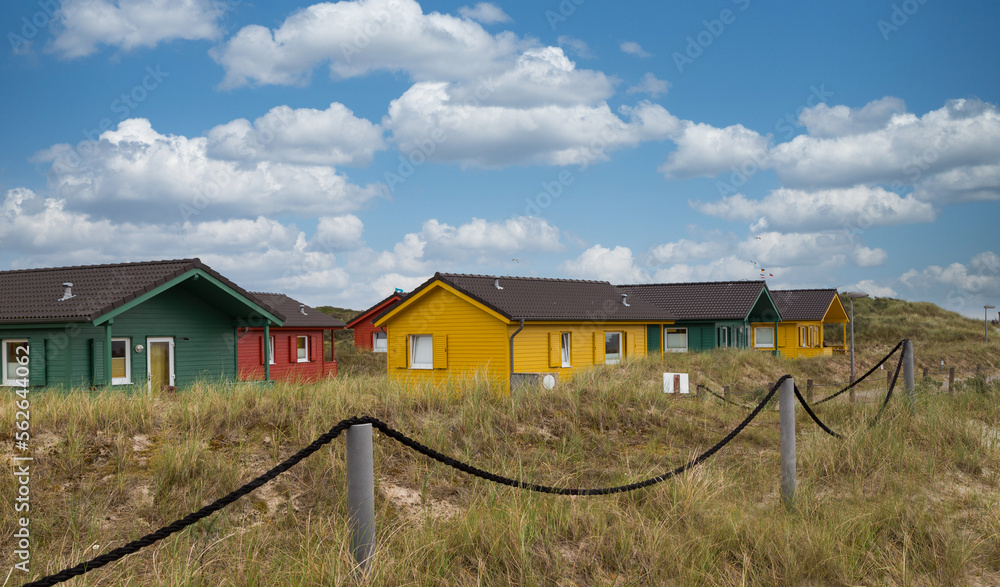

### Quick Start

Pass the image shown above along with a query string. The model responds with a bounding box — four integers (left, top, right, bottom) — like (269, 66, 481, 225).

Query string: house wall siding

(510, 323, 648, 377)
(384, 287, 509, 385)
(238, 328, 336, 382)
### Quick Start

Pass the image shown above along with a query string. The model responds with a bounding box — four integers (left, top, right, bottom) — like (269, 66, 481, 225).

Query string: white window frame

(561, 332, 571, 368)
(269, 336, 275, 364)
(2, 339, 29, 386)
(753, 326, 774, 349)
(665, 328, 688, 353)
(718, 327, 730, 348)
(111, 337, 131, 385)
(372, 331, 387, 353)
(604, 331, 622, 365)
(410, 334, 433, 369)
(297, 336, 309, 362)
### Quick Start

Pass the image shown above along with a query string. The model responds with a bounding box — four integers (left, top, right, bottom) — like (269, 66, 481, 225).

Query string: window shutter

(389, 334, 407, 369)
(433, 334, 448, 369)
(623, 332, 629, 358)
(311, 335, 319, 362)
(593, 332, 605, 365)
(288, 336, 297, 362)
(259, 336, 265, 365)
(548, 332, 561, 368)
(29, 337, 46, 386)
(91, 338, 104, 385)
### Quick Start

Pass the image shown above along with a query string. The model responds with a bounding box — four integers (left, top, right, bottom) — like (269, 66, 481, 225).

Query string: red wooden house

(346, 292, 403, 352)
(238, 293, 346, 382)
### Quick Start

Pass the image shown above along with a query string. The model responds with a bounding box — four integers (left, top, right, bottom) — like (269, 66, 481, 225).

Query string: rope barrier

(24, 375, 790, 586)
(792, 340, 908, 438)
(814, 340, 904, 405)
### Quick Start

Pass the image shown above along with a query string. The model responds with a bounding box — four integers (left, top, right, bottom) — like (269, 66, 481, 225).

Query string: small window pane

(561, 332, 571, 367)
(754, 327, 774, 348)
(411, 335, 433, 368)
(666, 328, 687, 352)
(3, 340, 29, 385)
(605, 332, 621, 364)
(373, 332, 387, 352)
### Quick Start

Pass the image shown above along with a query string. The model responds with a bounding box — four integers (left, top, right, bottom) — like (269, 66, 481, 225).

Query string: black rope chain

(23, 375, 788, 586)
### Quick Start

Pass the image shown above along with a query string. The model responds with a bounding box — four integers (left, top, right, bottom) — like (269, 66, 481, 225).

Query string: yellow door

(148, 338, 173, 389)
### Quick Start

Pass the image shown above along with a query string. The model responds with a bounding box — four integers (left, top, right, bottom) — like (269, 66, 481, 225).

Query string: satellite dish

(542, 374, 556, 390)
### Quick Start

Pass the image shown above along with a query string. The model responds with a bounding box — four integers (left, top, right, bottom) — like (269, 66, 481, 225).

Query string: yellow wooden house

(751, 289, 849, 358)
(372, 273, 675, 387)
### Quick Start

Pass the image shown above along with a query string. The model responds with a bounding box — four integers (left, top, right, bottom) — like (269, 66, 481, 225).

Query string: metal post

(346, 423, 376, 573)
(903, 340, 915, 413)
(849, 375, 855, 403)
(779, 377, 795, 508)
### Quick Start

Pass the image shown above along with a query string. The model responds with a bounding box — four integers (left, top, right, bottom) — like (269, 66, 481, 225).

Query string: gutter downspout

(508, 318, 525, 391)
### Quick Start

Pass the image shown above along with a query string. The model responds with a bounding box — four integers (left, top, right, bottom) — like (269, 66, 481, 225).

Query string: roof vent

(299, 304, 307, 316)
(621, 293, 630, 307)
(494, 278, 503, 290)
(59, 282, 75, 302)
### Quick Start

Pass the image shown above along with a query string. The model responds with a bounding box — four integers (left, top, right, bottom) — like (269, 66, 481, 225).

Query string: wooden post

(904, 340, 915, 413)
(806, 379, 813, 403)
(347, 423, 376, 574)
(779, 377, 795, 508)
(949, 367, 956, 393)
(922, 367, 929, 379)
(723, 385, 730, 400)
(976, 364, 982, 377)
(887, 369, 892, 391)
(695, 383, 702, 398)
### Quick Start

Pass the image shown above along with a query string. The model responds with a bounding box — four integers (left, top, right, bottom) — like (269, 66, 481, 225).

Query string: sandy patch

(382, 481, 460, 523)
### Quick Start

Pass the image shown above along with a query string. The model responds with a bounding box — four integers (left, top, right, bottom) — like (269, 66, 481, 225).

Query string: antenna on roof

(621, 293, 630, 307)
(299, 304, 307, 316)
(494, 278, 503, 290)
(59, 282, 75, 301)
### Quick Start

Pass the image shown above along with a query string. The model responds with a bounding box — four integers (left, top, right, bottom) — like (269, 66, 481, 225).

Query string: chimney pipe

(621, 293, 629, 307)
(299, 304, 307, 315)
(59, 282, 75, 301)
(494, 278, 503, 290)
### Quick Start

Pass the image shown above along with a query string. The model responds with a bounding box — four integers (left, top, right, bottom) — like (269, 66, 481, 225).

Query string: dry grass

(3, 300, 1000, 585)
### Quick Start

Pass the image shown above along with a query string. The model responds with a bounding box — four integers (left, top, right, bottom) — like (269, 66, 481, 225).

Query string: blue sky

(1, 0, 998, 318)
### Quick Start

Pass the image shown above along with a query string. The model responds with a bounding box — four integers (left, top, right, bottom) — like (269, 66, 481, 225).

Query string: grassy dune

(2, 297, 999, 585)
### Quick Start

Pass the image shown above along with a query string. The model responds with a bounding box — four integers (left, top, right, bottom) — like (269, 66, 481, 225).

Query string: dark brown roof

(0, 259, 283, 324)
(399, 273, 674, 322)
(770, 289, 839, 321)
(251, 293, 346, 328)
(346, 292, 404, 328)
(618, 281, 774, 321)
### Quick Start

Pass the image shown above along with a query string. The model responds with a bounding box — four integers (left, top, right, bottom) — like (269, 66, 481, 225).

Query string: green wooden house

(618, 281, 782, 353)
(0, 259, 284, 390)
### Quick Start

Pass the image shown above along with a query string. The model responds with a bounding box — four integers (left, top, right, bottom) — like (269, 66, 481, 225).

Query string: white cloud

(48, 0, 223, 58)
(457, 2, 511, 24)
(842, 279, 898, 298)
(619, 41, 650, 58)
(557, 35, 594, 59)
(561, 245, 649, 283)
(650, 255, 760, 283)
(34, 118, 384, 221)
(898, 251, 1000, 317)
(211, 0, 524, 88)
(770, 98, 1000, 190)
(659, 121, 769, 179)
(383, 83, 679, 167)
(645, 238, 728, 265)
(912, 163, 1000, 203)
(313, 215, 366, 251)
(692, 185, 936, 231)
(626, 73, 670, 98)
(798, 97, 907, 138)
(206, 103, 385, 167)
(851, 246, 888, 267)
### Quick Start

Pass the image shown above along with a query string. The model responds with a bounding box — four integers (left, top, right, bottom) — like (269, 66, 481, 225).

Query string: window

(372, 331, 387, 353)
(665, 328, 688, 353)
(2, 340, 29, 386)
(111, 338, 131, 384)
(604, 332, 622, 365)
(718, 327, 730, 348)
(754, 327, 774, 349)
(561, 332, 571, 367)
(269, 336, 275, 364)
(410, 335, 433, 369)
(297, 336, 309, 362)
